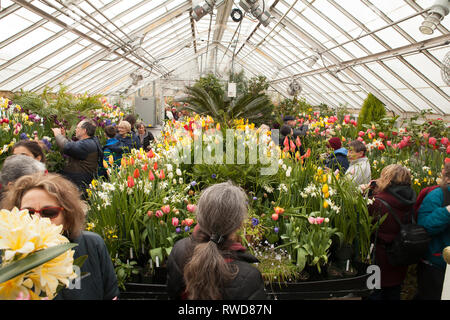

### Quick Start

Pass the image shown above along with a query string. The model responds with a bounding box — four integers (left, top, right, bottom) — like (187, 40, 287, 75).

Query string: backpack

(377, 198, 431, 267)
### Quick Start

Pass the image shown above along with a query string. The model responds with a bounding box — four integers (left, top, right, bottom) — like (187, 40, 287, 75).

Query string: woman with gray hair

(0, 154, 46, 199)
(166, 181, 267, 300)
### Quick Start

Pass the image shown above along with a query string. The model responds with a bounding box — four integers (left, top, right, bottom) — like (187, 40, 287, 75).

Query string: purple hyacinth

(190, 181, 197, 187)
(184, 226, 190, 232)
(211, 174, 216, 179)
(253, 196, 258, 201)
(274, 227, 279, 233)
(175, 227, 181, 234)
(20, 133, 29, 140)
(251, 218, 259, 227)
(41, 138, 52, 151)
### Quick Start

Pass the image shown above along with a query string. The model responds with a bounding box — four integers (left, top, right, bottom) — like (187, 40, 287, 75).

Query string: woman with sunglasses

(1, 173, 119, 300)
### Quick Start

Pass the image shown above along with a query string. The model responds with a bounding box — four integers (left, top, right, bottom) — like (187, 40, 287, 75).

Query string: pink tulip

(387, 141, 392, 147)
(161, 205, 171, 214)
(447, 145, 450, 154)
(272, 213, 279, 221)
(378, 132, 386, 139)
(308, 217, 316, 224)
(155, 210, 163, 218)
(315, 217, 325, 225)
(187, 204, 197, 213)
(423, 132, 430, 139)
(344, 115, 350, 124)
(357, 137, 364, 142)
(441, 137, 449, 146)
(172, 217, 179, 227)
(147, 210, 153, 217)
(184, 218, 194, 226)
(358, 131, 365, 137)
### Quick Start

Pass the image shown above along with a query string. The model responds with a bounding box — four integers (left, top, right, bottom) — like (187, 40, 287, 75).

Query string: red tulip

(127, 176, 135, 188)
(148, 170, 155, 181)
(392, 131, 398, 136)
(447, 146, 450, 154)
(358, 131, 365, 137)
(153, 162, 158, 171)
(147, 210, 153, 217)
(129, 157, 135, 165)
(159, 170, 165, 179)
(446, 157, 450, 163)
(290, 140, 296, 152)
(428, 137, 437, 145)
(283, 136, 289, 148)
(295, 136, 302, 148)
(184, 218, 194, 227)
(378, 132, 386, 139)
(441, 137, 449, 146)
(142, 163, 148, 172)
(147, 149, 155, 158)
(133, 168, 140, 179)
(378, 144, 385, 151)
(271, 213, 279, 221)
(387, 141, 392, 147)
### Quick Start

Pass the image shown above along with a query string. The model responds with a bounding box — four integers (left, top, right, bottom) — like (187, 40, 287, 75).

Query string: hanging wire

(218, 11, 245, 69)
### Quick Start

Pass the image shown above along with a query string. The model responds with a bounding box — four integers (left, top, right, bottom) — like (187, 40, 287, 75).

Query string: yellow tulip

(323, 200, 329, 209)
(322, 184, 329, 194)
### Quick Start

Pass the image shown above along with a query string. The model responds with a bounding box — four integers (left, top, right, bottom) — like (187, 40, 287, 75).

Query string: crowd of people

(0, 111, 449, 300)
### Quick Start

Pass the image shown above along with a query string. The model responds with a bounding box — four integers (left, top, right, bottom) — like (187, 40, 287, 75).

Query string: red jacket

(369, 186, 416, 287)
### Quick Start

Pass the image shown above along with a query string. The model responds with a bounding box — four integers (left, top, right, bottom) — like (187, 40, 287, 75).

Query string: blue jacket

(325, 148, 349, 172)
(114, 132, 141, 153)
(418, 185, 450, 269)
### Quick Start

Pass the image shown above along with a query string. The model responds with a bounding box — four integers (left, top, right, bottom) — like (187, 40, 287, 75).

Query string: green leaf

(0, 243, 78, 283)
(164, 247, 172, 257)
(296, 248, 306, 271)
(73, 254, 88, 269)
(149, 247, 163, 263)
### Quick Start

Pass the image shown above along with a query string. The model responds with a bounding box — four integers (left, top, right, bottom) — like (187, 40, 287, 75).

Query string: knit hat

(328, 137, 342, 150)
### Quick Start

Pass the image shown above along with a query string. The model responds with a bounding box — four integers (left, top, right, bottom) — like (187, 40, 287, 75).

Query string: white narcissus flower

(176, 168, 182, 176)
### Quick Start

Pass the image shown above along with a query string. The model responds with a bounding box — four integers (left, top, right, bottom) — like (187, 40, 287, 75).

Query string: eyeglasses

(21, 206, 64, 219)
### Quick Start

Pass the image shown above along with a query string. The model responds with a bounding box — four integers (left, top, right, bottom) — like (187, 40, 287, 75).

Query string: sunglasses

(21, 206, 64, 219)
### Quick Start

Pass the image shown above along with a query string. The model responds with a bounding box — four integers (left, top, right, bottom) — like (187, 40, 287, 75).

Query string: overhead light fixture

(239, 0, 271, 27)
(192, 0, 216, 21)
(306, 55, 319, 68)
(231, 8, 243, 22)
(419, 0, 450, 35)
(130, 72, 143, 86)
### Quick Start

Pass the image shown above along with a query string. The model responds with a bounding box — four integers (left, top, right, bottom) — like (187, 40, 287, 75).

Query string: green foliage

(114, 259, 140, 290)
(357, 93, 386, 131)
(193, 73, 225, 97)
(248, 75, 270, 95)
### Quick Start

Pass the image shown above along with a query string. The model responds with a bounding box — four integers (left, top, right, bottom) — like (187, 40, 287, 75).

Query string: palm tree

(178, 85, 273, 127)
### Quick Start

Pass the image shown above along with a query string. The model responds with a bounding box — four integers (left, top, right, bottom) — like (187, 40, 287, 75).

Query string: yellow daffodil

(322, 184, 329, 194)
(323, 200, 329, 209)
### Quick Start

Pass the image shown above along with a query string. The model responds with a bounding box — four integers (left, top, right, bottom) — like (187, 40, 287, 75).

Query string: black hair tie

(210, 234, 225, 245)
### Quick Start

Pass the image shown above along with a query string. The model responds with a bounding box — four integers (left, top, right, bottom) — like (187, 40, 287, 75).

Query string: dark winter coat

(167, 237, 268, 300)
(368, 184, 417, 287)
(138, 131, 155, 151)
(325, 147, 349, 172)
(55, 231, 119, 300)
(55, 135, 103, 190)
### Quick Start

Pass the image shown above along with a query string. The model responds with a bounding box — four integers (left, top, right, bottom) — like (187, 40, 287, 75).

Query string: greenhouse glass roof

(0, 0, 449, 115)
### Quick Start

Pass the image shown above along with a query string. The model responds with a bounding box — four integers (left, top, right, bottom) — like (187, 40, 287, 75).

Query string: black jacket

(55, 135, 103, 190)
(55, 231, 119, 300)
(325, 148, 349, 172)
(167, 237, 267, 300)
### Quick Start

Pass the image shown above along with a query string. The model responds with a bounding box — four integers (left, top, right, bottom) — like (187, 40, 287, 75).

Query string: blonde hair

(1, 173, 86, 239)
(375, 164, 411, 193)
(118, 120, 131, 133)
